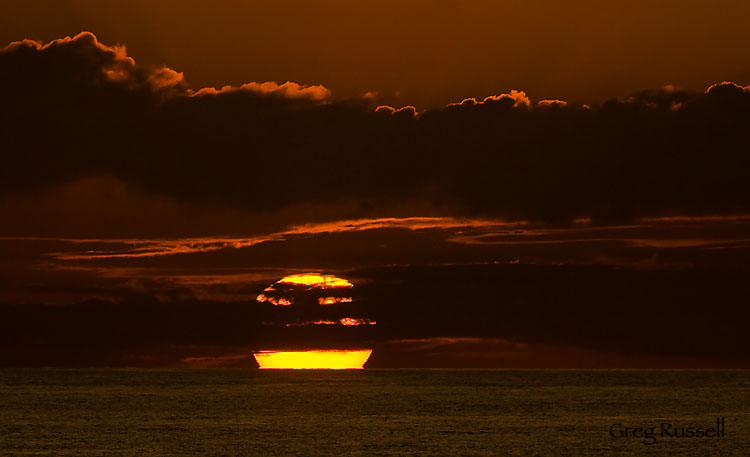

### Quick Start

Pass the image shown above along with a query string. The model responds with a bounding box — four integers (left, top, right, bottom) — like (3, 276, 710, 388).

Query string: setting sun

(253, 274, 375, 368)
(278, 274, 353, 288)
(253, 350, 372, 369)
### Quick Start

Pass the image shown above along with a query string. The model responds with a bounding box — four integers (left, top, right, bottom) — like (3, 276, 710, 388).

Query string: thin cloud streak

(39, 217, 522, 260)
(5, 215, 748, 264)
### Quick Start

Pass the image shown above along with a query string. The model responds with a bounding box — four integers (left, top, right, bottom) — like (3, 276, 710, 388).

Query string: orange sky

(3, 0, 750, 108)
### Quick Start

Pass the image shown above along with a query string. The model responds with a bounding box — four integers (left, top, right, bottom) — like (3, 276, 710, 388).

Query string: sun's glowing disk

(339, 318, 376, 326)
(318, 296, 353, 305)
(284, 320, 337, 326)
(253, 350, 372, 369)
(278, 274, 353, 288)
(255, 294, 292, 305)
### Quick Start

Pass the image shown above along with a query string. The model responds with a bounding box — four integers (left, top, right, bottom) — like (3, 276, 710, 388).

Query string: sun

(253, 273, 374, 369)
(254, 350, 372, 370)
(277, 273, 353, 288)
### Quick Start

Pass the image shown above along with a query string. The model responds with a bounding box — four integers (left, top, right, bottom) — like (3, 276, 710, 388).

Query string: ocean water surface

(1, 369, 748, 456)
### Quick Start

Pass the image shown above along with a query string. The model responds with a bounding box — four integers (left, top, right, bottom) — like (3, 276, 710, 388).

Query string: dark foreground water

(1, 369, 748, 456)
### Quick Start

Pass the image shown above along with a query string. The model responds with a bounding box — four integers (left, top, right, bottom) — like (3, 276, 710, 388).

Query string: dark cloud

(351, 263, 750, 359)
(1, 262, 748, 367)
(2, 214, 750, 368)
(2, 33, 750, 229)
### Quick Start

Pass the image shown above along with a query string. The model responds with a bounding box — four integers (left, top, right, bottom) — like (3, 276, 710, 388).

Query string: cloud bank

(3, 33, 750, 227)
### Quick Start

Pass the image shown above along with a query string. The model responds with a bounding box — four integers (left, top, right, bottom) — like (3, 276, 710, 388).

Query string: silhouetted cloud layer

(1, 262, 748, 368)
(3, 33, 750, 226)
(2, 215, 750, 367)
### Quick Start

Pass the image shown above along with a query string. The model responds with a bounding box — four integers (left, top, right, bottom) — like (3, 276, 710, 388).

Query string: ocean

(1, 369, 748, 456)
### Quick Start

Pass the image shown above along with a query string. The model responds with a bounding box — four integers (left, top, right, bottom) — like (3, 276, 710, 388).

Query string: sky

(1, 1, 749, 368)
(4, 0, 750, 108)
